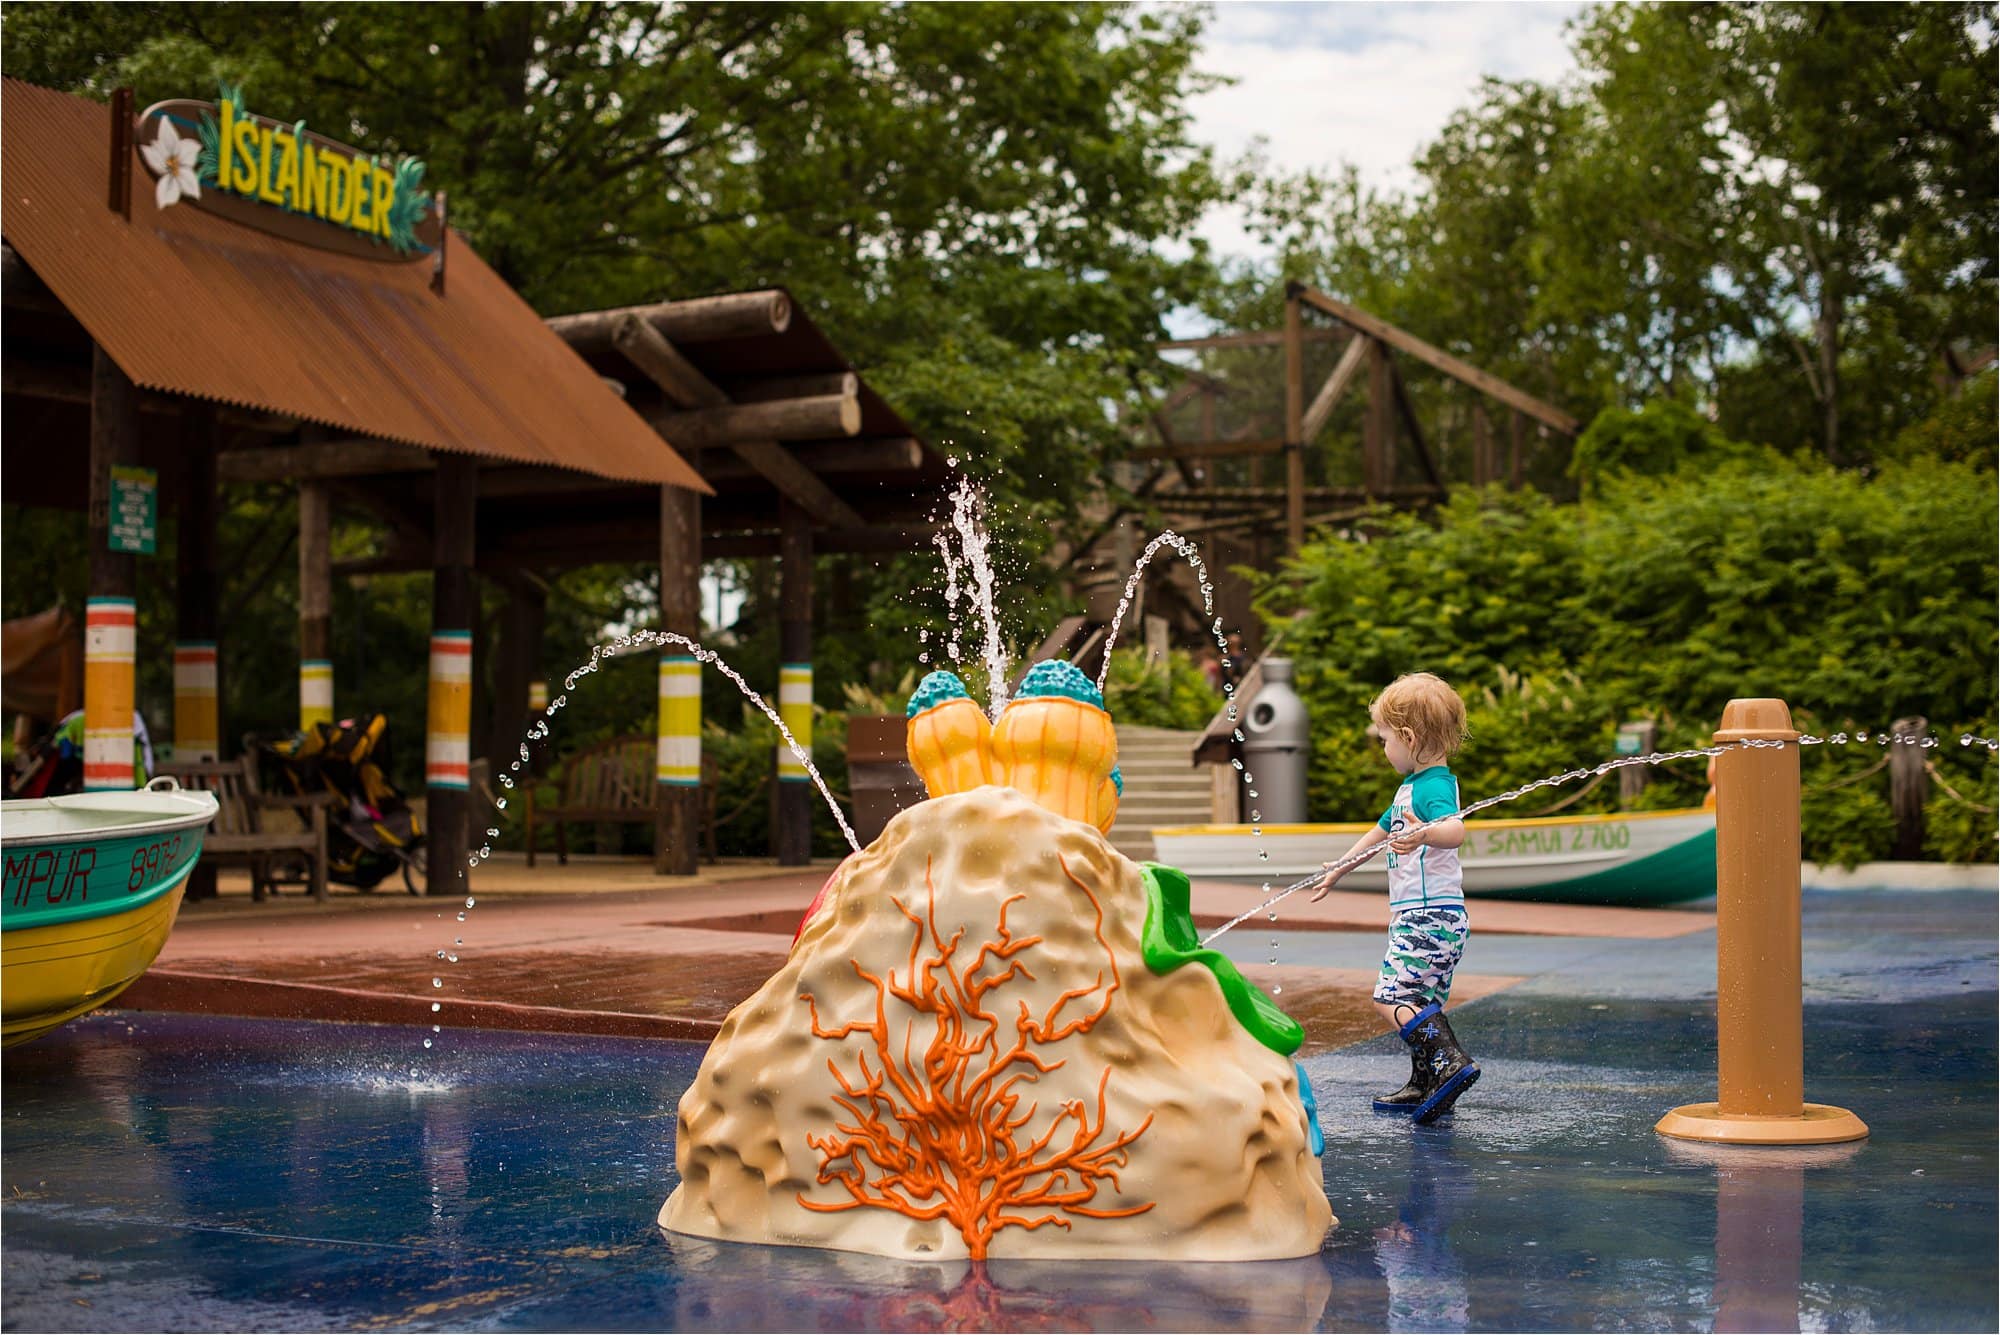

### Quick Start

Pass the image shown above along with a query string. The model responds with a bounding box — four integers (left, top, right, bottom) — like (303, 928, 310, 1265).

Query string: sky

(1175, 1, 1590, 265)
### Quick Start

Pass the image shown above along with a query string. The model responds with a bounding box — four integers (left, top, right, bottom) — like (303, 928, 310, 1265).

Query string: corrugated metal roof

(0, 78, 706, 492)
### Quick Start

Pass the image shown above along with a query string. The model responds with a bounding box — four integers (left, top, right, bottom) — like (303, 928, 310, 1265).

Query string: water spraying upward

(934, 477, 1013, 718)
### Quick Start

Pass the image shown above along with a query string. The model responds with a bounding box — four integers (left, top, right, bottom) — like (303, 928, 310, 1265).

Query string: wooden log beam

(648, 393, 862, 449)
(718, 371, 858, 403)
(1364, 339, 1395, 495)
(611, 313, 865, 529)
(1296, 285, 1579, 434)
(547, 290, 792, 355)
(700, 436, 924, 482)
(1301, 333, 1369, 443)
(7, 360, 294, 431)
(218, 438, 434, 483)
(1284, 292, 1306, 555)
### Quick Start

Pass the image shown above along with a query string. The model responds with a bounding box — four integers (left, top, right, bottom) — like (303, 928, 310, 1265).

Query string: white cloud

(1174, 1, 1591, 263)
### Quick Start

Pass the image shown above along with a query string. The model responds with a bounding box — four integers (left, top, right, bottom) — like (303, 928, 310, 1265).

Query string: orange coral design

(797, 855, 1155, 1260)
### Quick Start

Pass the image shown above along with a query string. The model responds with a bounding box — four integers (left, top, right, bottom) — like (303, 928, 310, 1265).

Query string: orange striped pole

(172, 641, 219, 762)
(425, 631, 472, 791)
(83, 597, 136, 789)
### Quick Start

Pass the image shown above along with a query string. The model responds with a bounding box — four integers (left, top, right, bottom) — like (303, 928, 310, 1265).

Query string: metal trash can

(1242, 658, 1310, 824)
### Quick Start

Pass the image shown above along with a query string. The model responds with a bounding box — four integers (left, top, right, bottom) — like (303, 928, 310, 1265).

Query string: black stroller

(258, 713, 427, 894)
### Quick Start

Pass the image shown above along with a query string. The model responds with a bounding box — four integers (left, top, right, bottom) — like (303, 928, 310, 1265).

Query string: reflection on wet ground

(3, 889, 1994, 1331)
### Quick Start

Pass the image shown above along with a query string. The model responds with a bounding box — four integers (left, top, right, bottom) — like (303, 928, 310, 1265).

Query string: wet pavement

(2, 888, 1993, 1331)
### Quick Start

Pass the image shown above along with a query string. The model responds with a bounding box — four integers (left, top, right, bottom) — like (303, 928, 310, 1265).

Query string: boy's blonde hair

(1370, 672, 1468, 760)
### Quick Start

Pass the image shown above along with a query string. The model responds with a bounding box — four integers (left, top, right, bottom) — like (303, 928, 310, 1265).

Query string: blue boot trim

(1397, 1003, 1442, 1041)
(1372, 1095, 1419, 1115)
(1412, 1063, 1479, 1125)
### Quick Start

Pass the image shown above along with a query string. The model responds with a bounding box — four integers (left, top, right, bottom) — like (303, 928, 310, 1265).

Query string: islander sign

(134, 86, 440, 262)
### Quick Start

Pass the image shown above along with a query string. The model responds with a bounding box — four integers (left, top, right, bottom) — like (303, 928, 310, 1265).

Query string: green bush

(1101, 646, 1221, 731)
(1273, 452, 1997, 863)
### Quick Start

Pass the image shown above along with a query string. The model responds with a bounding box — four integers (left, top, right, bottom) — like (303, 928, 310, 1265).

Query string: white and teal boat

(1151, 806, 1718, 906)
(2, 780, 217, 1046)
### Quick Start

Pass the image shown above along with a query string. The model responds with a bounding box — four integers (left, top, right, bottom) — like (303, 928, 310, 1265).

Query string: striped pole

(778, 663, 813, 782)
(299, 658, 334, 733)
(84, 597, 136, 790)
(529, 680, 548, 712)
(426, 631, 472, 791)
(658, 657, 701, 787)
(172, 641, 219, 761)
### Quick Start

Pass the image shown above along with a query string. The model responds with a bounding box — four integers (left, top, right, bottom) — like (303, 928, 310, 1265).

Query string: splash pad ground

(2, 883, 1991, 1331)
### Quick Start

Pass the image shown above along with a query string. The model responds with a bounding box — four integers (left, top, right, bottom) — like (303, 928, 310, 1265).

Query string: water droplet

(1247, 789, 1259, 799)
(495, 799, 507, 809)
(1250, 810, 1262, 822)
(432, 1024, 440, 1034)
(465, 897, 475, 908)
(432, 977, 443, 988)
(431, 1002, 441, 1013)
(456, 912, 466, 922)
(455, 937, 463, 946)
(1271, 984, 1282, 995)
(487, 828, 499, 838)
(1231, 759, 1244, 771)
(1962, 734, 1974, 746)
(423, 1038, 433, 1049)
(446, 953, 458, 963)
(918, 651, 930, 663)
(435, 949, 446, 959)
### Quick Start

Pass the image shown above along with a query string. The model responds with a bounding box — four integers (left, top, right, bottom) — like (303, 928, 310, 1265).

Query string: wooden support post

(85, 344, 138, 791)
(1890, 716, 1928, 860)
(174, 402, 221, 898)
(298, 482, 334, 732)
(488, 579, 546, 781)
(775, 499, 814, 866)
(1656, 699, 1867, 1145)
(1283, 287, 1305, 555)
(1508, 409, 1525, 490)
(427, 453, 478, 895)
(656, 474, 703, 875)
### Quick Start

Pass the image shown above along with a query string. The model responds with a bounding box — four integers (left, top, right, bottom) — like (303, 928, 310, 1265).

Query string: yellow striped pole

(658, 657, 701, 786)
(172, 641, 219, 762)
(299, 658, 334, 733)
(426, 631, 472, 791)
(778, 663, 813, 782)
(529, 680, 548, 713)
(84, 597, 136, 790)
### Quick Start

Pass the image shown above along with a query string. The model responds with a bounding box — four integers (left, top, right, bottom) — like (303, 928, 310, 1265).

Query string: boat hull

(2, 788, 217, 1046)
(1150, 808, 1717, 906)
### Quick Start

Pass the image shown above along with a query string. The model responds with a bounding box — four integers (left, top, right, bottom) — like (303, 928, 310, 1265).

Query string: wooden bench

(524, 735, 715, 867)
(156, 756, 333, 902)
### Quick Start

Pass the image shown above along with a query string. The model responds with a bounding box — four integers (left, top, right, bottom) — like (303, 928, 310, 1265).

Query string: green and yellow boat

(2, 780, 217, 1046)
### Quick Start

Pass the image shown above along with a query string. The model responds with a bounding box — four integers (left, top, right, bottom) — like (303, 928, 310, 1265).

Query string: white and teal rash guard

(1379, 765, 1465, 912)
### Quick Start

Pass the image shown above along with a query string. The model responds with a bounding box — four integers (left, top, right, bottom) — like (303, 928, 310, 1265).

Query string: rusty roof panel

(0, 79, 706, 492)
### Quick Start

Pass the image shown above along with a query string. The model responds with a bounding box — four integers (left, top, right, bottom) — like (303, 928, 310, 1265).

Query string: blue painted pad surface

(4, 888, 1996, 1332)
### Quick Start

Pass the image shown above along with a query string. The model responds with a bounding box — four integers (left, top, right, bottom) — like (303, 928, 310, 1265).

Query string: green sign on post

(109, 464, 157, 555)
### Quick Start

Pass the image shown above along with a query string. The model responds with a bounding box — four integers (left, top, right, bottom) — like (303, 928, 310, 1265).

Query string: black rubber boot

(1400, 1003, 1479, 1125)
(1372, 1041, 1430, 1113)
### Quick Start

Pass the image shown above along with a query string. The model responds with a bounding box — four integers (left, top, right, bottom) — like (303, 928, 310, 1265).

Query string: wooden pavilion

(0, 78, 941, 888)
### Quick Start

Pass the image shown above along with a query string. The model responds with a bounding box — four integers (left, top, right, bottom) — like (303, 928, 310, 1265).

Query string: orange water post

(1657, 698, 1869, 1145)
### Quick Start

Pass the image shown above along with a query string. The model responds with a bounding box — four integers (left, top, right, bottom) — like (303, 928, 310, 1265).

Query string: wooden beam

(1296, 286, 1579, 434)
(1509, 409, 1526, 490)
(1388, 355, 1445, 491)
(648, 394, 862, 449)
(0, 245, 62, 313)
(1472, 401, 1495, 486)
(547, 290, 792, 355)
(1284, 290, 1306, 555)
(611, 313, 866, 528)
(718, 371, 858, 403)
(1129, 437, 1285, 463)
(218, 438, 434, 484)
(1156, 328, 1343, 352)
(6, 359, 294, 431)
(1300, 333, 1369, 443)
(700, 436, 923, 482)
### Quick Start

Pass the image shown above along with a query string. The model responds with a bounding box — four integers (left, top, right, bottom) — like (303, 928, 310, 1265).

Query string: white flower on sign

(139, 119, 202, 209)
